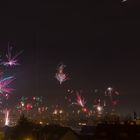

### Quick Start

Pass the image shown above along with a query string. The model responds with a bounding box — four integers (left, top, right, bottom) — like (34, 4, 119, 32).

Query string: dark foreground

(1, 116, 140, 140)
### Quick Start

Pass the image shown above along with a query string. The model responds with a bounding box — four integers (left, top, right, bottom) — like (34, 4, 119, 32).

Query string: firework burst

(55, 63, 68, 84)
(2, 46, 23, 67)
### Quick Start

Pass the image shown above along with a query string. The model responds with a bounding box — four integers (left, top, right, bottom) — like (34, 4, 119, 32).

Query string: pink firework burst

(76, 92, 86, 108)
(55, 64, 68, 84)
(2, 46, 23, 67)
(0, 76, 15, 94)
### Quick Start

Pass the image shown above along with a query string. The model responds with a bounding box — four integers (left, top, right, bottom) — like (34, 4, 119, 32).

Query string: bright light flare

(97, 106, 103, 112)
(59, 110, 63, 114)
(53, 109, 58, 115)
(107, 87, 113, 92)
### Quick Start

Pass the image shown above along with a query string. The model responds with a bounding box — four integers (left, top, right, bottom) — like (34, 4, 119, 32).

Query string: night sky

(0, 1, 140, 114)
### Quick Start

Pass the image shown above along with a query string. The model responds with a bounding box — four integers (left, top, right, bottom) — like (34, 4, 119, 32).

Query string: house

(94, 124, 140, 140)
(40, 125, 79, 140)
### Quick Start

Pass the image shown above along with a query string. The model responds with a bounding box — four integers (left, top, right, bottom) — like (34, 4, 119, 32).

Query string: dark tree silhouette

(7, 114, 38, 140)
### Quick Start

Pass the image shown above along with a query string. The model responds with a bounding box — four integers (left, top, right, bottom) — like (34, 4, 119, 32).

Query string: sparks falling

(55, 64, 68, 84)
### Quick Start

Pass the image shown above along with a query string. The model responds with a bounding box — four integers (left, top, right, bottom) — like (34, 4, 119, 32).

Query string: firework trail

(4, 109, 10, 126)
(76, 92, 86, 108)
(0, 76, 15, 94)
(2, 46, 23, 67)
(55, 63, 68, 84)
